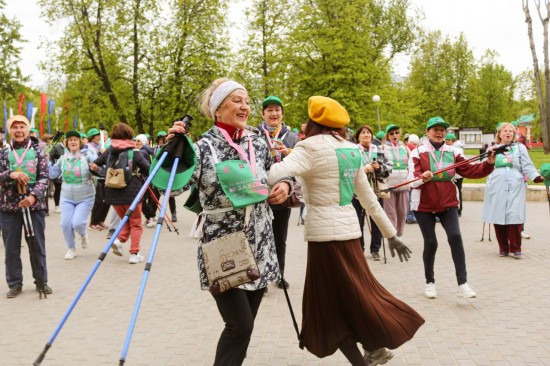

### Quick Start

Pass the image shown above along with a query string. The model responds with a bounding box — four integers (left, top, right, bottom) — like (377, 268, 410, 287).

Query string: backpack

(105, 149, 134, 189)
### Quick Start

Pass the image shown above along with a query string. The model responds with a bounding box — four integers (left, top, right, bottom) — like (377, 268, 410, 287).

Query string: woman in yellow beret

(268, 96, 424, 365)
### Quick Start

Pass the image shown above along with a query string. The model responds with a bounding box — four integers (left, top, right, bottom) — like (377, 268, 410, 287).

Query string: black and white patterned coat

(191, 125, 281, 291)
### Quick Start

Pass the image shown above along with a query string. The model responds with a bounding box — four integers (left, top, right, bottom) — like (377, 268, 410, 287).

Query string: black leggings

(212, 288, 265, 366)
(414, 208, 467, 285)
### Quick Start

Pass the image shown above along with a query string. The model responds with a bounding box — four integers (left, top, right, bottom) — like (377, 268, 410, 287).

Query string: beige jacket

(267, 134, 397, 242)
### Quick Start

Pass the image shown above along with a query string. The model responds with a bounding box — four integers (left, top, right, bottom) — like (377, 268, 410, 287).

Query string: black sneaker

(171, 212, 178, 223)
(7, 286, 22, 298)
(277, 279, 289, 289)
(371, 252, 381, 261)
(36, 284, 53, 294)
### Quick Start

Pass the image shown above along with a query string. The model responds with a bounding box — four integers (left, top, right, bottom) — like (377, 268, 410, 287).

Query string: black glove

(388, 236, 412, 262)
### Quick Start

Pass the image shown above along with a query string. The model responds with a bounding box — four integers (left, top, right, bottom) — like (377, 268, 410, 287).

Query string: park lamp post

(372, 94, 381, 132)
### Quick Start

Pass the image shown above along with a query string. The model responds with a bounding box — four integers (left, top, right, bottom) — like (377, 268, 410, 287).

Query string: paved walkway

(1, 195, 549, 365)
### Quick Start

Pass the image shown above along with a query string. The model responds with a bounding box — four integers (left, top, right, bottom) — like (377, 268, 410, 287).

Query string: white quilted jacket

(268, 134, 397, 242)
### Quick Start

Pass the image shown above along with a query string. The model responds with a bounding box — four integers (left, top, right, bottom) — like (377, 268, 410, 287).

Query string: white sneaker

(458, 283, 477, 298)
(521, 231, 530, 239)
(146, 218, 156, 228)
(80, 233, 89, 249)
(424, 283, 437, 299)
(64, 248, 76, 260)
(111, 239, 123, 256)
(128, 253, 144, 264)
(54, 206, 61, 213)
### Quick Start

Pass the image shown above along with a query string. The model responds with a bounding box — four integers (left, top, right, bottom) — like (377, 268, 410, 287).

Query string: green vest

(9, 147, 37, 184)
(429, 150, 455, 182)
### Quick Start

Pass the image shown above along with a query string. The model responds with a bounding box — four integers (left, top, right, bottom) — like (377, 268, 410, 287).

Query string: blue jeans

(60, 196, 95, 248)
(1, 210, 48, 288)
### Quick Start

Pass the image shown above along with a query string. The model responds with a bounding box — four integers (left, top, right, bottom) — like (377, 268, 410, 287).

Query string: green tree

(0, 0, 26, 100)
(463, 50, 515, 131)
(407, 31, 475, 127)
(281, 0, 419, 126)
(522, 0, 550, 153)
(232, 0, 297, 121)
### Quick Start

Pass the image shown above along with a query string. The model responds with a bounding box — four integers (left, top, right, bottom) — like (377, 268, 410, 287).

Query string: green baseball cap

(65, 130, 81, 139)
(261, 95, 283, 110)
(375, 131, 386, 139)
(511, 121, 519, 127)
(87, 128, 100, 137)
(30, 128, 40, 137)
(445, 133, 456, 141)
(426, 116, 450, 130)
(385, 124, 400, 134)
(80, 132, 88, 139)
(540, 163, 550, 187)
(157, 130, 167, 138)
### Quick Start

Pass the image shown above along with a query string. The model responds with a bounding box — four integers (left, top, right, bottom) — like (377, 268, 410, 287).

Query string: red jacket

(409, 142, 493, 213)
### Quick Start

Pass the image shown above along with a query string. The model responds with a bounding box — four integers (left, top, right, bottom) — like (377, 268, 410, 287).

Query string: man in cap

(0, 115, 52, 298)
(87, 127, 111, 230)
(257, 95, 299, 289)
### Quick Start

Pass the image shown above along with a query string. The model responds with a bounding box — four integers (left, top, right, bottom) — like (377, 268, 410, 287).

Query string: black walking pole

(33, 150, 171, 366)
(280, 275, 304, 349)
(119, 134, 189, 365)
(18, 183, 48, 299)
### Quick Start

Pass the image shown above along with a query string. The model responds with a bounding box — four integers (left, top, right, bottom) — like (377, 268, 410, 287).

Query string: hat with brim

(87, 128, 100, 137)
(540, 163, 550, 187)
(385, 124, 400, 134)
(65, 130, 81, 139)
(150, 135, 196, 192)
(375, 131, 386, 139)
(426, 116, 450, 130)
(445, 133, 456, 141)
(262, 95, 283, 110)
(308, 96, 350, 128)
(7, 115, 31, 130)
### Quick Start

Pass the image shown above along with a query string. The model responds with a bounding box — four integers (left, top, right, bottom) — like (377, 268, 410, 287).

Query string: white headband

(209, 81, 246, 119)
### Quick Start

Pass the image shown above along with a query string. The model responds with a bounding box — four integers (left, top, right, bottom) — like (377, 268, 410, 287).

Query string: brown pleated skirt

(301, 239, 425, 358)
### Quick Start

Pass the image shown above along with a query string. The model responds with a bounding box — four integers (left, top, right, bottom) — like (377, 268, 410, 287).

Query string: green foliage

(0, 0, 27, 99)
(0, 0, 542, 147)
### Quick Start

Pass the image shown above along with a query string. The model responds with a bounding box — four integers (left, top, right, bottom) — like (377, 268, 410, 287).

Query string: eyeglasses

(388, 131, 400, 136)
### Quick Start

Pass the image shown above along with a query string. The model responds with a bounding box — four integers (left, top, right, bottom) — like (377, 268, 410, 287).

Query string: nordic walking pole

(119, 136, 185, 365)
(281, 274, 304, 349)
(33, 150, 171, 366)
(144, 182, 178, 234)
(18, 182, 47, 299)
(481, 222, 485, 241)
(381, 144, 511, 193)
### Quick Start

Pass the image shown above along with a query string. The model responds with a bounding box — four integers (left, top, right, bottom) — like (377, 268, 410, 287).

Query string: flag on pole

(79, 118, 84, 132)
(73, 114, 77, 130)
(9, 108, 13, 118)
(26, 102, 34, 123)
(31, 107, 39, 129)
(39, 94, 47, 137)
(47, 100, 55, 134)
(3, 101, 7, 129)
(64, 99, 70, 132)
(55, 107, 62, 131)
(18, 94, 25, 114)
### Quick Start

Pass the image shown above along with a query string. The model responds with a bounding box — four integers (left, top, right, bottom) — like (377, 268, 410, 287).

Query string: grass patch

(463, 148, 549, 184)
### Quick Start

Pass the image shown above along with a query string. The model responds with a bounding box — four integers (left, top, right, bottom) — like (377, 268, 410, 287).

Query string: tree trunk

(523, 0, 550, 153)
(132, 0, 144, 133)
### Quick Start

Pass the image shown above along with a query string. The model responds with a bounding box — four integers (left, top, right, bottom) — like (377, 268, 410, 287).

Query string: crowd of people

(0, 80, 548, 365)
